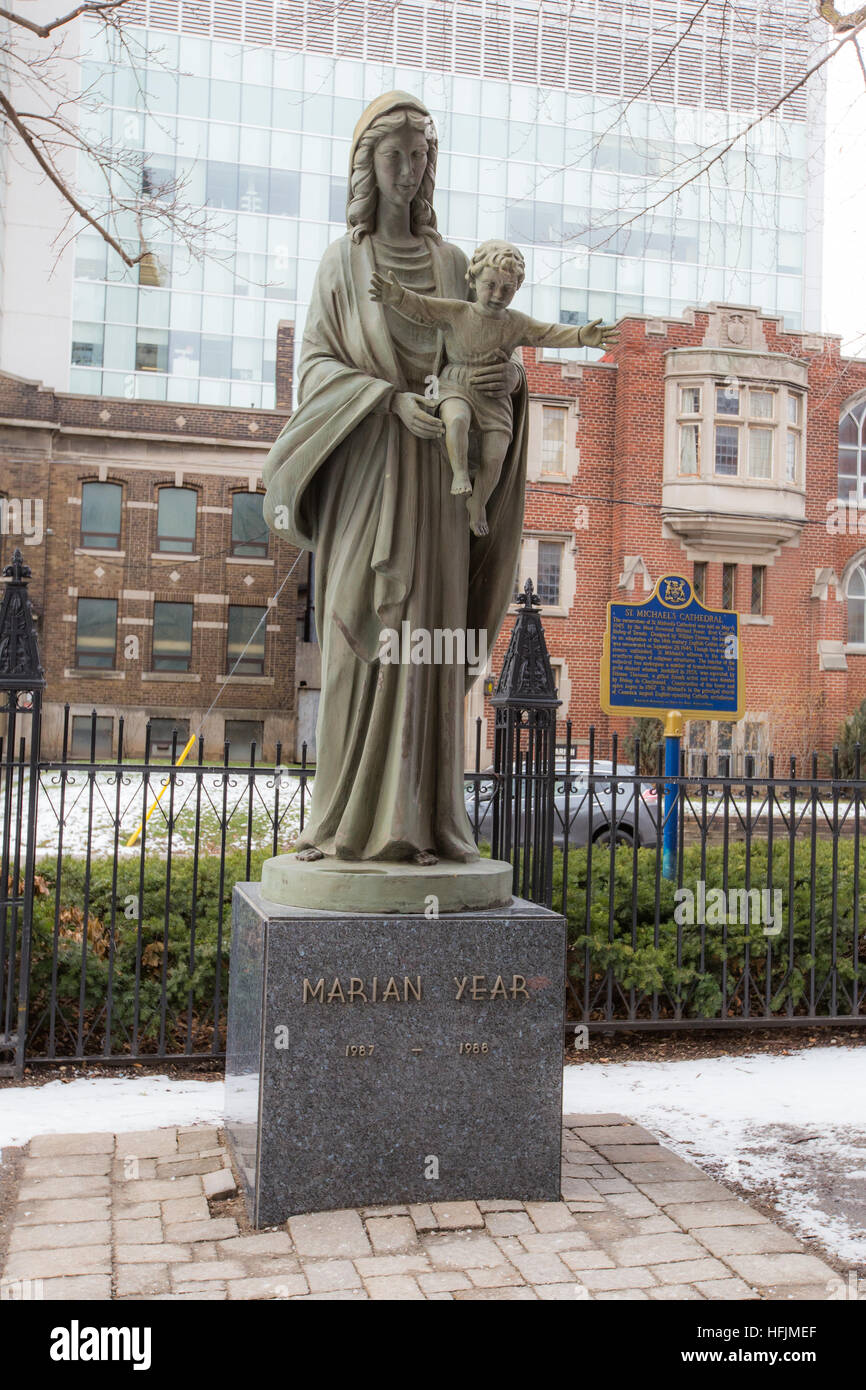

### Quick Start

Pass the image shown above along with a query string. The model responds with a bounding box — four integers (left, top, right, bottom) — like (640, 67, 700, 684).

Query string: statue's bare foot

(412, 849, 439, 866)
(469, 506, 489, 537)
(451, 473, 472, 496)
(296, 846, 324, 861)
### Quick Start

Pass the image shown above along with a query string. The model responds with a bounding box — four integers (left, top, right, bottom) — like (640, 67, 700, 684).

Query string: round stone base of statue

(260, 854, 513, 915)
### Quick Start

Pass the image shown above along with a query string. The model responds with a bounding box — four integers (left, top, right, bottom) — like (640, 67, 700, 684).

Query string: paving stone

(477, 1200, 526, 1213)
(424, 1233, 503, 1270)
(193, 1243, 218, 1260)
(452, 1286, 538, 1300)
(172, 1285, 227, 1299)
(115, 1243, 190, 1265)
(430, 1202, 484, 1230)
(417, 1271, 472, 1293)
(695, 1225, 805, 1258)
(493, 1236, 524, 1260)
(630, 1216, 680, 1236)
(4, 1245, 110, 1280)
(227, 1275, 308, 1299)
(610, 1233, 707, 1267)
(164, 1218, 238, 1243)
(111, 1202, 161, 1220)
(304, 1260, 363, 1292)
(508, 1251, 573, 1284)
(695, 1278, 760, 1300)
(407, 1203, 438, 1232)
(156, 1155, 224, 1178)
(595, 1288, 650, 1300)
(115, 1264, 170, 1297)
(596, 1146, 670, 1165)
(364, 1275, 424, 1300)
(648, 1285, 706, 1300)
(177, 1128, 220, 1152)
(289, 1289, 368, 1301)
(535, 1282, 591, 1300)
(170, 1261, 247, 1283)
(576, 1125, 660, 1146)
(563, 1114, 627, 1127)
(560, 1178, 598, 1200)
(116, 1129, 178, 1159)
(566, 1202, 607, 1213)
(217, 1233, 293, 1256)
(525, 1202, 579, 1233)
(18, 1177, 110, 1201)
(615, 1161, 709, 1184)
(726, 1253, 836, 1285)
(113, 1159, 157, 1182)
(365, 1217, 418, 1253)
(561, 1137, 592, 1153)
(590, 1178, 639, 1194)
(113, 1218, 163, 1246)
(289, 1210, 371, 1259)
(649, 1258, 730, 1284)
(465, 1265, 525, 1288)
(160, 1197, 210, 1225)
(636, 1180, 737, 1206)
(10, 1220, 111, 1253)
(426, 1291, 454, 1300)
(361, 1205, 409, 1218)
(571, 1213, 634, 1242)
(756, 1283, 834, 1301)
(576, 1265, 658, 1291)
(38, 1275, 112, 1301)
(203, 1168, 237, 1199)
(605, 1193, 658, 1217)
(16, 1198, 110, 1226)
(29, 1132, 115, 1158)
(560, 1249, 616, 1272)
(666, 1202, 770, 1230)
(353, 1254, 430, 1277)
(120, 1177, 203, 1202)
(23, 1155, 110, 1178)
(484, 1211, 535, 1237)
(520, 1230, 594, 1254)
(563, 1164, 605, 1180)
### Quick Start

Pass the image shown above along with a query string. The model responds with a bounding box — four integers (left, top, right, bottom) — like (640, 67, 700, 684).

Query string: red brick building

(468, 303, 866, 771)
(0, 324, 316, 761)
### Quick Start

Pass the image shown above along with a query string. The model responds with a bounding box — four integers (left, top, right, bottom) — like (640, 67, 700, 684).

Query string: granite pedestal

(225, 883, 566, 1226)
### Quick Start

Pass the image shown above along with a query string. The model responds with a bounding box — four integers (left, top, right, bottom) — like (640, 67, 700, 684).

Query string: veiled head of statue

(347, 92, 440, 243)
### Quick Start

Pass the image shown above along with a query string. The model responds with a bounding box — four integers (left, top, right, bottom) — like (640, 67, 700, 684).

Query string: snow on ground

(1, 1048, 863, 1264)
(564, 1046, 866, 1265)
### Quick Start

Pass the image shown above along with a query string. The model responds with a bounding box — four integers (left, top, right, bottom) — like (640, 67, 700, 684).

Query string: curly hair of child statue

(465, 240, 526, 296)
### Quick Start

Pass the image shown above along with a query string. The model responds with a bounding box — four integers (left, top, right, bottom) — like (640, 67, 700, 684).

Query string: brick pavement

(0, 1115, 841, 1301)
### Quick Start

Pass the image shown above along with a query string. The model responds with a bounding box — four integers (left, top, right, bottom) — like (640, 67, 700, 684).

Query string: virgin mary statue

(262, 92, 528, 868)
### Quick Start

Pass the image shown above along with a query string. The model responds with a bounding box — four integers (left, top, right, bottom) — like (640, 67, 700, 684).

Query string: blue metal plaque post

(663, 711, 683, 881)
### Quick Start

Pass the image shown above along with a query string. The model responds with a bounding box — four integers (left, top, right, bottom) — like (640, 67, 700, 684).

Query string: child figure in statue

(370, 238, 618, 535)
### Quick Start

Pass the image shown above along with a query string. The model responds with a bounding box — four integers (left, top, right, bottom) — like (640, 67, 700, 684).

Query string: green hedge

(556, 839, 865, 1018)
(27, 850, 268, 1054)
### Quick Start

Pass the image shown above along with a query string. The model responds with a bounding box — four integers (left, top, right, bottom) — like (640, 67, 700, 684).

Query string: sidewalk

(0, 1114, 840, 1301)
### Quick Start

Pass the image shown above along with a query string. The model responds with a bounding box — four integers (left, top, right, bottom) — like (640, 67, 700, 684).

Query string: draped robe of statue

(262, 229, 528, 861)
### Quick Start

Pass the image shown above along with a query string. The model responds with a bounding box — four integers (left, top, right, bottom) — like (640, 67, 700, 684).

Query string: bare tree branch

(0, 1, 131, 40)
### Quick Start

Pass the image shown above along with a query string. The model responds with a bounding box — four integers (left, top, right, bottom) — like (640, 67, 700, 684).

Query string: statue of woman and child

(263, 92, 616, 884)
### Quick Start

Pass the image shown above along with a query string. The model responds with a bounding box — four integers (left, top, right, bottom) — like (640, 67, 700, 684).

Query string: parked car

(464, 762, 659, 848)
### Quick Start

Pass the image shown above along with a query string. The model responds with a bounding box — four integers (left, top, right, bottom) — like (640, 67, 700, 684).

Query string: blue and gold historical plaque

(600, 574, 744, 720)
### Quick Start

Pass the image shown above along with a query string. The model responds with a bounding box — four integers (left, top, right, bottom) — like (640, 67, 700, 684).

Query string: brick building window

(751, 565, 765, 615)
(71, 715, 113, 759)
(81, 482, 122, 550)
(149, 718, 191, 756)
(225, 719, 264, 761)
(847, 562, 866, 644)
(536, 541, 562, 607)
(692, 562, 707, 603)
(156, 487, 197, 553)
(541, 406, 568, 474)
(152, 602, 193, 671)
(231, 493, 268, 557)
(721, 564, 736, 611)
(76, 598, 117, 668)
(838, 397, 866, 504)
(227, 605, 267, 675)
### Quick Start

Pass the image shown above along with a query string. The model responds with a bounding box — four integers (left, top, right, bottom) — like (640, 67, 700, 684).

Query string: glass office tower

(68, 0, 823, 409)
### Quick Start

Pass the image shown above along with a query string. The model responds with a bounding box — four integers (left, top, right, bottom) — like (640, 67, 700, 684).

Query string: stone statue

(261, 93, 564, 887)
(370, 238, 618, 535)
